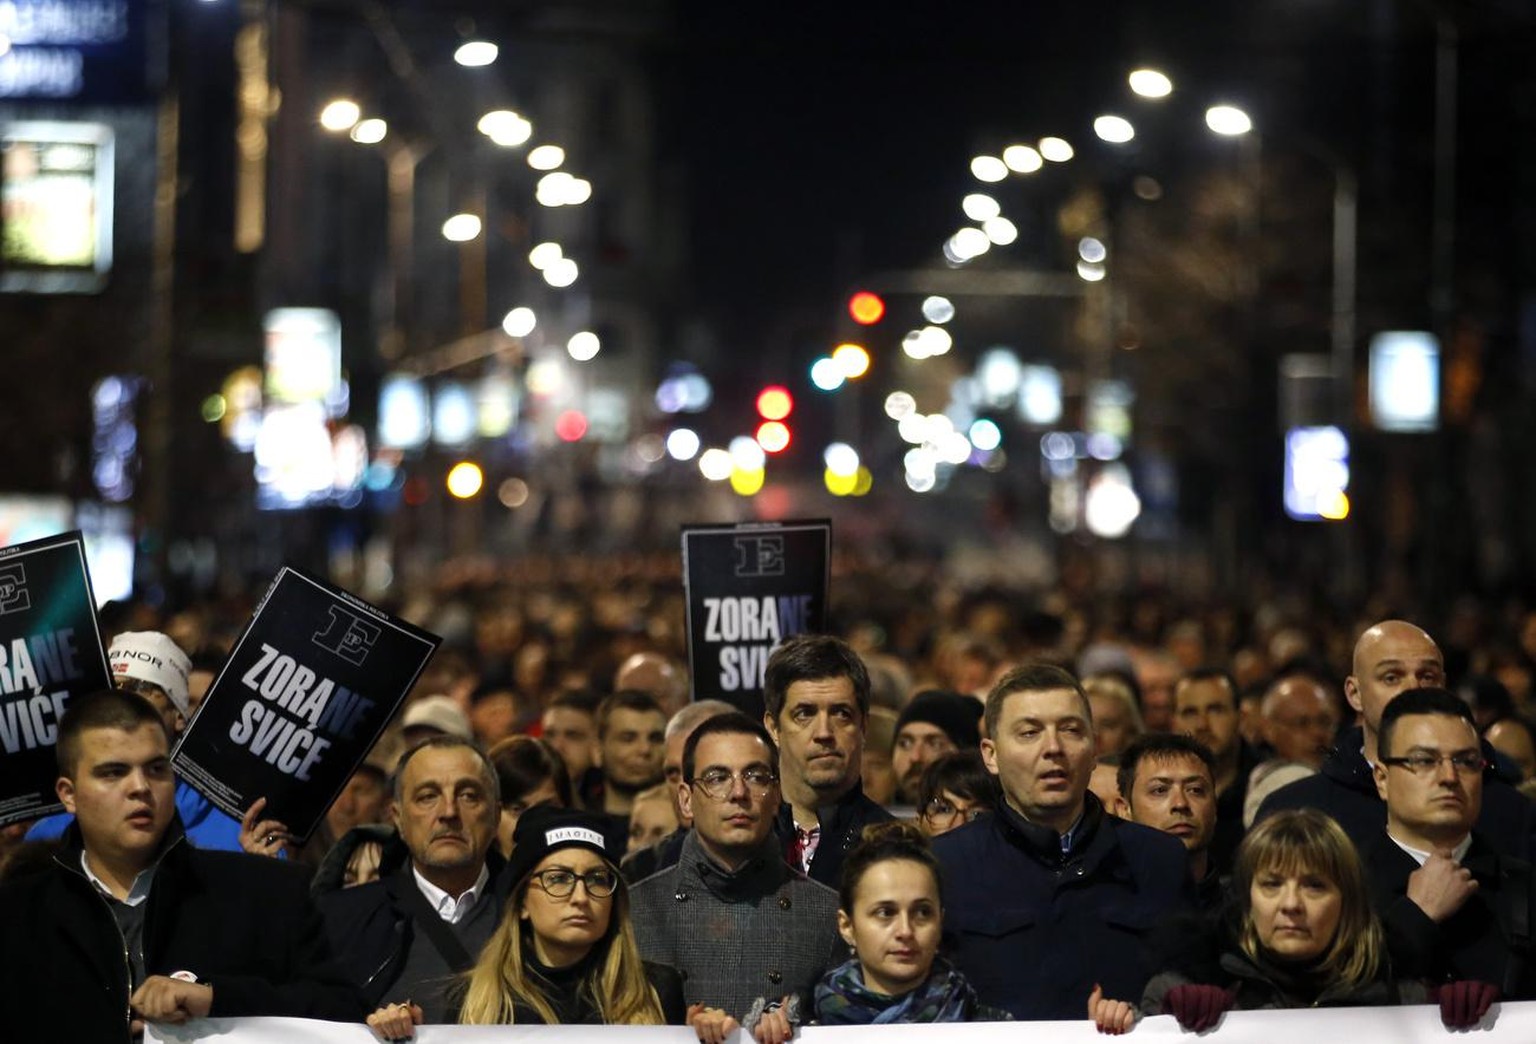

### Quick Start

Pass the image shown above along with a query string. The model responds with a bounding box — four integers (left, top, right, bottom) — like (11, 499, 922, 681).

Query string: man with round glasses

(631, 712, 843, 1042)
(1365, 687, 1536, 998)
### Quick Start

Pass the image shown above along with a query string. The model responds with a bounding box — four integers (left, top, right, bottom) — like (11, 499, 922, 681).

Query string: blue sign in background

(0, 0, 152, 103)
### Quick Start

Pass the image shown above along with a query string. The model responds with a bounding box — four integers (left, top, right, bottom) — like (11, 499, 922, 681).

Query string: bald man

(1258, 620, 1536, 859)
(614, 652, 690, 717)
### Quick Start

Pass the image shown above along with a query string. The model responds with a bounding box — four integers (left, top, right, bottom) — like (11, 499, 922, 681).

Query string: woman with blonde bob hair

(1091, 810, 1435, 1035)
(367, 807, 685, 1040)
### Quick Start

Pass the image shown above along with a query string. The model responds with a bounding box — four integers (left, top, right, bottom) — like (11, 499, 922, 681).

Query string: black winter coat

(1257, 725, 1536, 860)
(0, 821, 364, 1043)
(773, 783, 893, 888)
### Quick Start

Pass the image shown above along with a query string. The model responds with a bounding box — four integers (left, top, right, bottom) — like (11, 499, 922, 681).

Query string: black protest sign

(172, 567, 440, 842)
(0, 531, 111, 826)
(682, 520, 831, 716)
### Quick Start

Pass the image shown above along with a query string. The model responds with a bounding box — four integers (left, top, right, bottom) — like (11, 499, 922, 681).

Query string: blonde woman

(1089, 810, 1492, 1034)
(367, 807, 684, 1040)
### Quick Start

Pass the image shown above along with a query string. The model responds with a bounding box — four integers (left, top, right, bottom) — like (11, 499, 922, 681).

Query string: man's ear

(980, 738, 998, 776)
(1112, 795, 1131, 819)
(56, 776, 77, 815)
(389, 799, 403, 832)
(762, 711, 780, 741)
(1344, 676, 1364, 716)
(1372, 761, 1390, 801)
(678, 781, 694, 824)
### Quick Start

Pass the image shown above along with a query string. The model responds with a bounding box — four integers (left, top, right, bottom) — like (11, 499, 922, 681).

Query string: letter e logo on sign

(733, 535, 785, 578)
(0, 564, 30, 616)
(312, 606, 381, 665)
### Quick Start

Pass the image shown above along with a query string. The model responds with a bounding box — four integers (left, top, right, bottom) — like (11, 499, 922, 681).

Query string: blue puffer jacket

(932, 791, 1192, 1021)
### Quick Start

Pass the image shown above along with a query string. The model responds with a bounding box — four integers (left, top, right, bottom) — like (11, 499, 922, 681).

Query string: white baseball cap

(109, 631, 193, 718)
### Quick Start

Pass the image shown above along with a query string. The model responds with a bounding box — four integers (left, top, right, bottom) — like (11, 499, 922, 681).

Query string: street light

(1128, 69, 1173, 99)
(319, 99, 361, 132)
(1205, 104, 1253, 137)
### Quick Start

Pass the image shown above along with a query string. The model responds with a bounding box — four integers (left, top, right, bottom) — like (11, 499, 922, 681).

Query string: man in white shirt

(319, 735, 503, 1018)
(1365, 687, 1536, 998)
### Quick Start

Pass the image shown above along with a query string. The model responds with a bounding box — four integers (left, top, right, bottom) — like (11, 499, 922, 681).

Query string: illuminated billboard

(0, 0, 151, 102)
(1369, 331, 1439, 433)
(1, 121, 114, 292)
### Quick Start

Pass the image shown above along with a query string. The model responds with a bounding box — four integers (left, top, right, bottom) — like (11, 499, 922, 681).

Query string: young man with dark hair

(934, 663, 1190, 1020)
(761, 634, 891, 887)
(1116, 733, 1219, 899)
(631, 712, 842, 1042)
(1172, 668, 1257, 874)
(1365, 687, 1536, 998)
(594, 689, 667, 817)
(541, 688, 602, 800)
(0, 689, 361, 1039)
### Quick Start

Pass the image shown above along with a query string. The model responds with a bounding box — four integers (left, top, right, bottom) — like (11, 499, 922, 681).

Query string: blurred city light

(884, 391, 917, 420)
(201, 395, 226, 423)
(1039, 137, 1074, 162)
(970, 155, 1008, 182)
(824, 468, 857, 497)
(756, 421, 791, 453)
(666, 428, 701, 461)
(478, 110, 533, 147)
(921, 296, 955, 324)
(379, 374, 430, 449)
(948, 226, 990, 261)
(848, 291, 886, 325)
(656, 371, 713, 413)
(756, 386, 794, 420)
(730, 466, 765, 496)
(1093, 115, 1135, 144)
(1002, 144, 1043, 173)
(555, 410, 589, 442)
(897, 413, 927, 443)
(498, 478, 530, 509)
(969, 418, 1002, 451)
(1128, 68, 1173, 98)
(1078, 237, 1107, 263)
(536, 172, 592, 207)
(349, 119, 387, 144)
(729, 436, 766, 471)
(528, 145, 565, 170)
(1285, 426, 1350, 521)
(906, 471, 936, 493)
(543, 258, 579, 287)
(698, 448, 733, 480)
(1205, 105, 1253, 136)
(453, 41, 498, 67)
(1085, 465, 1141, 538)
(441, 214, 482, 242)
(824, 442, 860, 477)
(1076, 261, 1106, 282)
(432, 383, 476, 445)
(446, 461, 484, 499)
(319, 99, 360, 132)
(528, 242, 562, 270)
(810, 357, 845, 391)
(832, 343, 871, 379)
(983, 216, 1018, 245)
(1369, 331, 1440, 432)
(567, 331, 601, 361)
(501, 307, 536, 338)
(961, 193, 1000, 221)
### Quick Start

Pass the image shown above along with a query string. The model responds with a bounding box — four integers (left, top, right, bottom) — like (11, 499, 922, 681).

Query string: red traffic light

(756, 386, 793, 420)
(848, 291, 885, 325)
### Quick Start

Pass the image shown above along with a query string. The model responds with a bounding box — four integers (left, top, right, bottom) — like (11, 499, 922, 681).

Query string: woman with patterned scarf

(813, 822, 1008, 1024)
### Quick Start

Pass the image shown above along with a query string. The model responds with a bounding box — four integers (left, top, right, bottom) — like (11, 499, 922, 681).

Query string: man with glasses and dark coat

(1364, 688, 1536, 1000)
(631, 713, 843, 1043)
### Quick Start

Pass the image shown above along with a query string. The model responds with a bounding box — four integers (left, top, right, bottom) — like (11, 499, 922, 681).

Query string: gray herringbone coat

(630, 831, 845, 1019)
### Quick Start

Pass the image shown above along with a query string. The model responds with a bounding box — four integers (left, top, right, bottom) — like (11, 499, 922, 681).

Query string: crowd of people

(5, 569, 1536, 1040)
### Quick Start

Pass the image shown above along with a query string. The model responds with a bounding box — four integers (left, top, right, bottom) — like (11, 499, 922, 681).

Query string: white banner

(146, 1001, 1536, 1044)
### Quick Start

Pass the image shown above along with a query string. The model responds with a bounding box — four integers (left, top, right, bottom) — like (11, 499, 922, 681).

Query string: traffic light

(848, 291, 885, 325)
(756, 386, 793, 421)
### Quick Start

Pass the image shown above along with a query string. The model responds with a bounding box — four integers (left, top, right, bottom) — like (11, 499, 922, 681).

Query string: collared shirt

(1388, 830, 1473, 867)
(412, 863, 490, 924)
(1058, 811, 1086, 855)
(81, 852, 155, 907)
(788, 822, 821, 874)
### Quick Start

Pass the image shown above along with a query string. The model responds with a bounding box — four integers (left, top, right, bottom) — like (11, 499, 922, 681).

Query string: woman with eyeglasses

(1088, 810, 1491, 1035)
(365, 806, 685, 1040)
(915, 750, 995, 837)
(814, 821, 1006, 1023)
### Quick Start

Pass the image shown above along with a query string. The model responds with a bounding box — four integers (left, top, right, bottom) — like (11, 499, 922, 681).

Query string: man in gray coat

(631, 712, 842, 1042)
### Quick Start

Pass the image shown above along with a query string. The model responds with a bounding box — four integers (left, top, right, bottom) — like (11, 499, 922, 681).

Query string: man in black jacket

(763, 635, 892, 887)
(0, 688, 361, 1040)
(1258, 620, 1536, 858)
(1365, 688, 1536, 997)
(318, 734, 506, 1020)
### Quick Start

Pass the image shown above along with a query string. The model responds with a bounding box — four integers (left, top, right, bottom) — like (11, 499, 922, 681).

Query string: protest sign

(143, 1001, 1536, 1044)
(172, 567, 439, 841)
(0, 530, 111, 825)
(682, 519, 830, 716)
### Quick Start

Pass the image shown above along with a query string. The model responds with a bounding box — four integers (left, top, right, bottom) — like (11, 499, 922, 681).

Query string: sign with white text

(682, 519, 830, 717)
(172, 567, 439, 842)
(0, 530, 110, 825)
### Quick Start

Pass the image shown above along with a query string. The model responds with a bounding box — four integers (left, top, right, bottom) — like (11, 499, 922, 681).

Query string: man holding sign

(0, 688, 363, 1040)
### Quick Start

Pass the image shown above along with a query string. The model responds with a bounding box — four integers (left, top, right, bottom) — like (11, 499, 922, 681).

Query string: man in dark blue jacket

(933, 663, 1191, 1020)
(1258, 620, 1536, 859)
